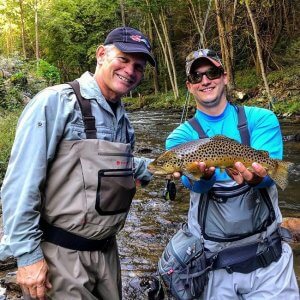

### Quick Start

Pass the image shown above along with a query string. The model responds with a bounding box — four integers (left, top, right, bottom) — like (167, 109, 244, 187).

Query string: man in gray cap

(1, 27, 155, 299)
(161, 48, 299, 299)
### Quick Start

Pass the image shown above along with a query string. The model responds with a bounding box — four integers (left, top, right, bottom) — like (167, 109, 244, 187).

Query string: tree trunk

(120, 0, 126, 26)
(19, 0, 27, 58)
(214, 0, 235, 92)
(147, 16, 159, 94)
(34, 0, 40, 60)
(245, 0, 273, 105)
(145, 0, 178, 99)
(187, 0, 206, 48)
(159, 11, 179, 98)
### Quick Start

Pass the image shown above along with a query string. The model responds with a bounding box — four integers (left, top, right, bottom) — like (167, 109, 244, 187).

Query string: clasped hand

(17, 259, 52, 300)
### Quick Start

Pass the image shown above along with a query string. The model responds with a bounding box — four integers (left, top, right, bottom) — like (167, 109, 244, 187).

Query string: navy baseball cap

(104, 27, 156, 67)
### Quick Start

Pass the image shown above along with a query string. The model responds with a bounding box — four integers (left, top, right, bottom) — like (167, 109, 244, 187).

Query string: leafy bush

(235, 68, 261, 89)
(36, 59, 61, 84)
(0, 86, 24, 111)
(10, 71, 28, 88)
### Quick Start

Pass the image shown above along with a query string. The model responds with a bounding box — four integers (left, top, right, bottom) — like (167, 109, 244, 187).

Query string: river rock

(281, 217, 300, 242)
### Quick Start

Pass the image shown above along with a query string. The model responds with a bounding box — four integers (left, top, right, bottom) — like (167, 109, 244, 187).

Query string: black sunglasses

(187, 67, 224, 84)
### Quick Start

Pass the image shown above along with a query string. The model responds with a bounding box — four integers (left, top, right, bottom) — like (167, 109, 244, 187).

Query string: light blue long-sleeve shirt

(166, 102, 283, 192)
(0, 72, 153, 266)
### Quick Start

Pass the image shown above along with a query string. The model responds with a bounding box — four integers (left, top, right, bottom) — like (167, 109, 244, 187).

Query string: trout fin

(184, 162, 203, 180)
(269, 160, 294, 190)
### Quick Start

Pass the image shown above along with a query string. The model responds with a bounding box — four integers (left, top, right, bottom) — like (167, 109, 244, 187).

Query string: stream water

(121, 110, 300, 299)
(0, 110, 299, 299)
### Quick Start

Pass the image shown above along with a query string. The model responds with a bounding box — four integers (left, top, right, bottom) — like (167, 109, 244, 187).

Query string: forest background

(0, 0, 300, 184)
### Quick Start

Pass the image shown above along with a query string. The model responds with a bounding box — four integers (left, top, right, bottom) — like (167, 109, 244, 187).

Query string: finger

(172, 172, 181, 179)
(202, 166, 215, 180)
(36, 284, 47, 300)
(197, 162, 207, 173)
(252, 162, 267, 177)
(45, 278, 52, 289)
(225, 167, 244, 184)
(29, 286, 38, 299)
(21, 286, 30, 298)
(234, 162, 253, 181)
(225, 167, 236, 179)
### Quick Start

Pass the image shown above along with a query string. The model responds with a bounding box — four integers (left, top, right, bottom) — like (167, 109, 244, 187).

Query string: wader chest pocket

(96, 168, 136, 215)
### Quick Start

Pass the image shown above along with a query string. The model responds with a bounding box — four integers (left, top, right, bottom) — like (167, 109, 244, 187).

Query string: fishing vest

(40, 80, 136, 251)
(188, 105, 278, 243)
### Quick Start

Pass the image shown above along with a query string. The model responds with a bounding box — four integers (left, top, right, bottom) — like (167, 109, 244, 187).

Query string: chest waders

(188, 105, 284, 273)
(40, 80, 136, 251)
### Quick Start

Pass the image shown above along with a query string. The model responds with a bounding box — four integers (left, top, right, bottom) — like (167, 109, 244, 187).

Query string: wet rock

(136, 147, 153, 154)
(281, 217, 300, 242)
(0, 258, 16, 272)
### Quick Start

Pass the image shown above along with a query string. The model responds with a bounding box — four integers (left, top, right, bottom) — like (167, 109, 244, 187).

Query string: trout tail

(269, 160, 294, 190)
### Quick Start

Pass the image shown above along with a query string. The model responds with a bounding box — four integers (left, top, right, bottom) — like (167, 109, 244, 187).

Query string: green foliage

(10, 71, 28, 88)
(272, 97, 300, 117)
(0, 86, 24, 111)
(0, 110, 21, 186)
(235, 68, 261, 89)
(36, 59, 61, 84)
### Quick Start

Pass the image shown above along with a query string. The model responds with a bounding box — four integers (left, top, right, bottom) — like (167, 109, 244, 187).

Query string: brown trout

(147, 135, 294, 190)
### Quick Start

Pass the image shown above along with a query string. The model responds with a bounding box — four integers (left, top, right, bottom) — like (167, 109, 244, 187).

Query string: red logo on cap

(130, 35, 142, 42)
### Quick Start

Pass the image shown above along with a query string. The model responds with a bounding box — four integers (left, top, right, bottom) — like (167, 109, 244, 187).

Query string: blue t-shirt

(166, 103, 283, 193)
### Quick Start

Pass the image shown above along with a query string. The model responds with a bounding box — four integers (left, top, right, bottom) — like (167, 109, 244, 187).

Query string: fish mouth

(147, 165, 170, 175)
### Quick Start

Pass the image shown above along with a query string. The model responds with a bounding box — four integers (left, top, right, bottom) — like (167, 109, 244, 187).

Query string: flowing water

(121, 110, 300, 299)
(0, 110, 299, 299)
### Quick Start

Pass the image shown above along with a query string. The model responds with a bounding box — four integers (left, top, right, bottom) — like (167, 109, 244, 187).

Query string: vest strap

(68, 80, 97, 139)
(236, 105, 250, 146)
(188, 105, 250, 145)
(209, 230, 282, 274)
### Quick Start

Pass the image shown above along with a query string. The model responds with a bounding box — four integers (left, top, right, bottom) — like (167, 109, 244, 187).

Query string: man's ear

(96, 45, 105, 65)
(186, 80, 192, 92)
(223, 71, 228, 85)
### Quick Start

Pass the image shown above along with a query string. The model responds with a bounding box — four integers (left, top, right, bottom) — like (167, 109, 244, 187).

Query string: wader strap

(40, 219, 114, 252)
(188, 105, 250, 145)
(188, 117, 207, 139)
(210, 230, 282, 274)
(68, 80, 97, 139)
(236, 105, 250, 146)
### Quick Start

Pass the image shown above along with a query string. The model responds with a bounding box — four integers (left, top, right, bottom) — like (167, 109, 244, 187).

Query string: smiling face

(94, 45, 146, 102)
(186, 60, 228, 115)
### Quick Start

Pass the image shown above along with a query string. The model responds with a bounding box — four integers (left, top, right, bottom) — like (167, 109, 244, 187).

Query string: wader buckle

(257, 237, 281, 268)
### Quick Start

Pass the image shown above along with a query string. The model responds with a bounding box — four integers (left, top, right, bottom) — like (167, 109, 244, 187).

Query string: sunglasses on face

(187, 67, 224, 84)
(186, 49, 221, 64)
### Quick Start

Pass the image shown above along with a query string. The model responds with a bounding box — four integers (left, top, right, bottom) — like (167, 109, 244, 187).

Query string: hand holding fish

(148, 135, 294, 190)
(226, 161, 267, 185)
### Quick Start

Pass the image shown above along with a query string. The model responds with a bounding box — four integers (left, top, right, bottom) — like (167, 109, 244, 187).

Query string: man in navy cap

(1, 27, 156, 300)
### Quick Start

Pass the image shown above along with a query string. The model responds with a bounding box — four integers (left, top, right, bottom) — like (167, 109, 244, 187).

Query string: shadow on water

(121, 110, 300, 299)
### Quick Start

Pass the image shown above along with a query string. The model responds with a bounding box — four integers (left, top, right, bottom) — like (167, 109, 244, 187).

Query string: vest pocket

(200, 187, 274, 242)
(95, 168, 136, 215)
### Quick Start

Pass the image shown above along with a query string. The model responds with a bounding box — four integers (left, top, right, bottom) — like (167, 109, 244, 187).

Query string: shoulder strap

(68, 80, 97, 139)
(188, 117, 208, 139)
(236, 106, 250, 146)
(188, 106, 250, 145)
